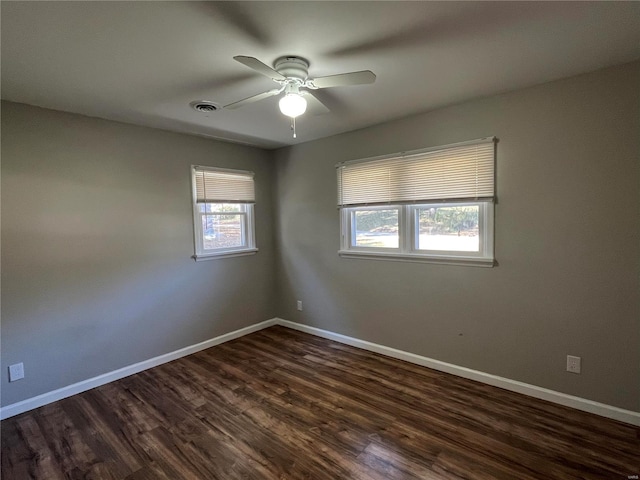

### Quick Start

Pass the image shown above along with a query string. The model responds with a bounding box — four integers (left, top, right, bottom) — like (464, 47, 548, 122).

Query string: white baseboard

(3, 316, 638, 427)
(0, 319, 277, 420)
(274, 318, 640, 427)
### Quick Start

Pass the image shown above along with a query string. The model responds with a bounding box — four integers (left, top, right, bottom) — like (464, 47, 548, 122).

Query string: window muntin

(191, 166, 256, 260)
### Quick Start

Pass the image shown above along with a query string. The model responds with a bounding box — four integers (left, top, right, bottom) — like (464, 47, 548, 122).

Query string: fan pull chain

(291, 117, 297, 138)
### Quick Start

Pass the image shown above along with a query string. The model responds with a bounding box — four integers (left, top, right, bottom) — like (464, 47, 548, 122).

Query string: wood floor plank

(12, 415, 66, 479)
(123, 464, 172, 480)
(2, 325, 638, 479)
(32, 402, 101, 476)
(1, 416, 39, 480)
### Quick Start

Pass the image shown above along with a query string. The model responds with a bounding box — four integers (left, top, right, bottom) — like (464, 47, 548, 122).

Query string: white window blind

(193, 166, 255, 204)
(337, 138, 495, 207)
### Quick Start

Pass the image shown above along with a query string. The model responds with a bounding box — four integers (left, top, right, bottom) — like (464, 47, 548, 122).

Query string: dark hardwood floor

(1, 326, 638, 479)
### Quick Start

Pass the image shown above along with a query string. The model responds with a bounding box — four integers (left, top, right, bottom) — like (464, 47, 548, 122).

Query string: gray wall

(274, 61, 640, 411)
(1, 101, 277, 406)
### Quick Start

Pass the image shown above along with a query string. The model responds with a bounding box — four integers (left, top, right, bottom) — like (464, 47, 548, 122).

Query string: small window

(191, 166, 257, 260)
(337, 138, 496, 266)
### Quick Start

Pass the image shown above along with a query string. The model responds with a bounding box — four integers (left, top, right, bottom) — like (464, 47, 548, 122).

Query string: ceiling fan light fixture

(279, 93, 307, 118)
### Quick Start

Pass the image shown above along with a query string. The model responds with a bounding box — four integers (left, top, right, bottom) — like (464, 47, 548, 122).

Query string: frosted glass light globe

(279, 94, 307, 118)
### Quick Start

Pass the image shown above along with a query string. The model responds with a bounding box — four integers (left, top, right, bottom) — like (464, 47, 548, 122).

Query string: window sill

(192, 248, 258, 261)
(338, 250, 495, 267)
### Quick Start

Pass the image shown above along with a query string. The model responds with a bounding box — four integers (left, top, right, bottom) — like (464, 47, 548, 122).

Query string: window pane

(199, 203, 244, 213)
(417, 205, 479, 252)
(202, 214, 244, 249)
(353, 209, 399, 248)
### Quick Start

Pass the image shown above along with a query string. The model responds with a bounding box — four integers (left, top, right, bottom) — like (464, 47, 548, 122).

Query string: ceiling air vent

(190, 100, 220, 113)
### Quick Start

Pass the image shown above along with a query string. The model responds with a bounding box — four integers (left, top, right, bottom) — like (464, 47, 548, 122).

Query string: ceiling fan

(225, 55, 376, 137)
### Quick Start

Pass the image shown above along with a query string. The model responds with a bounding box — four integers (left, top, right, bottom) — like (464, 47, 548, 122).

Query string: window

(337, 138, 495, 266)
(191, 166, 257, 260)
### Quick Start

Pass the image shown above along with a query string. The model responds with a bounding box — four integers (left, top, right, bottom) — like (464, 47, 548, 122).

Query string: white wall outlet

(9, 362, 25, 382)
(296, 300, 303, 311)
(566, 355, 581, 374)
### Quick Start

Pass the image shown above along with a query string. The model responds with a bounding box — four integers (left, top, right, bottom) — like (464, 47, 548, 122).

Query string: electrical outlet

(296, 300, 303, 311)
(566, 355, 581, 374)
(9, 363, 24, 382)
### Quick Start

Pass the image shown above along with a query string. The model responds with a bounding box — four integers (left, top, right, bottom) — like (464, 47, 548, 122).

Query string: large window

(191, 166, 257, 260)
(337, 138, 495, 266)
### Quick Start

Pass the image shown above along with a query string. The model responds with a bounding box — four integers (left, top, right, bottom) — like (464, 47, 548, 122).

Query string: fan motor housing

(274, 56, 309, 81)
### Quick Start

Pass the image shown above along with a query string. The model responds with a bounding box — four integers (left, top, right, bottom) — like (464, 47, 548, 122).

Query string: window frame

(339, 201, 494, 266)
(190, 166, 258, 261)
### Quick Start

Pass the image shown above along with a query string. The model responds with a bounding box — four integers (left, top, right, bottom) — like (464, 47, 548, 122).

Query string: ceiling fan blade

(309, 70, 376, 89)
(302, 91, 330, 115)
(188, 3, 272, 46)
(224, 88, 282, 110)
(233, 56, 286, 82)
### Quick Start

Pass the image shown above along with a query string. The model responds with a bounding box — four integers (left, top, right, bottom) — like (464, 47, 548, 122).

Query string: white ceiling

(2, 1, 640, 149)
